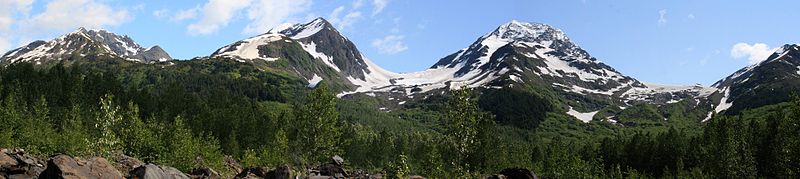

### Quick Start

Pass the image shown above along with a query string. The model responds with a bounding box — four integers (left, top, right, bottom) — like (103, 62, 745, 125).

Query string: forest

(0, 59, 798, 178)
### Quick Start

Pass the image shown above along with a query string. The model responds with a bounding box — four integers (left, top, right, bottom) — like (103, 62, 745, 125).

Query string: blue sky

(0, 0, 797, 85)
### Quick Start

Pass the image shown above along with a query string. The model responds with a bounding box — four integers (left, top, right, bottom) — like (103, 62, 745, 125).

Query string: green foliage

(94, 94, 123, 159)
(57, 104, 92, 156)
(118, 103, 164, 162)
(478, 87, 552, 129)
(0, 59, 799, 178)
(443, 88, 496, 173)
(290, 85, 342, 164)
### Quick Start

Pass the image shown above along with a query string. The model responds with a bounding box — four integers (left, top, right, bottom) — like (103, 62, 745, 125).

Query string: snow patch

(300, 42, 341, 72)
(566, 106, 598, 123)
(286, 18, 327, 39)
(307, 74, 323, 88)
(214, 34, 283, 61)
(796, 66, 800, 75)
(702, 111, 713, 123)
(714, 87, 733, 113)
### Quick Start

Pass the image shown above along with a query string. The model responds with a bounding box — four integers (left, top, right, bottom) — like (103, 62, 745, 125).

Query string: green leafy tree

(290, 85, 342, 163)
(160, 116, 226, 173)
(443, 88, 495, 174)
(57, 104, 92, 156)
(118, 102, 164, 162)
(93, 94, 123, 159)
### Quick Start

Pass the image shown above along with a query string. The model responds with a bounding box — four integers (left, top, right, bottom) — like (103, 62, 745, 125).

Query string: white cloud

(372, 0, 389, 16)
(658, 9, 667, 26)
(731, 43, 777, 64)
(182, 0, 313, 35)
(328, 6, 362, 29)
(172, 7, 200, 22)
(371, 35, 407, 54)
(242, 0, 312, 34)
(687, 14, 695, 20)
(353, 0, 365, 9)
(23, 0, 130, 31)
(186, 0, 251, 35)
(0, 0, 34, 30)
(0, 0, 128, 52)
(152, 9, 168, 19)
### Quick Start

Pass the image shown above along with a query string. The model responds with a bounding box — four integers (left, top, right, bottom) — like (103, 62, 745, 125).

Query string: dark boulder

(38, 155, 123, 179)
(188, 167, 220, 179)
(234, 167, 269, 179)
(234, 166, 291, 179)
(316, 156, 347, 178)
(114, 154, 144, 178)
(487, 168, 538, 179)
(0, 148, 46, 179)
(128, 164, 189, 179)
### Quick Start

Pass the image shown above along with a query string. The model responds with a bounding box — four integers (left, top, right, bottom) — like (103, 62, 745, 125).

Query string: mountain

(210, 18, 720, 123)
(0, 28, 172, 64)
(338, 20, 716, 111)
(211, 18, 395, 90)
(710, 44, 800, 114)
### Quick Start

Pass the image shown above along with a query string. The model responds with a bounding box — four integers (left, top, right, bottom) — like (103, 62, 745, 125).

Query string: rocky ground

(0, 148, 537, 179)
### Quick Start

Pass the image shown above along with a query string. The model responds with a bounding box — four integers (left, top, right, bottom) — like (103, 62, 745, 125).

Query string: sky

(0, 0, 797, 86)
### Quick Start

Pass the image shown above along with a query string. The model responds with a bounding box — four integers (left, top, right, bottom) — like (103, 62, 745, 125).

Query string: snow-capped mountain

(209, 18, 729, 123)
(344, 20, 715, 105)
(708, 44, 800, 114)
(341, 20, 645, 97)
(211, 18, 395, 90)
(0, 28, 172, 64)
(211, 18, 716, 109)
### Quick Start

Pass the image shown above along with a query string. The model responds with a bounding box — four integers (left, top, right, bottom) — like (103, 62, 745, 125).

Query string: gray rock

(129, 164, 189, 179)
(0, 148, 45, 179)
(38, 155, 123, 179)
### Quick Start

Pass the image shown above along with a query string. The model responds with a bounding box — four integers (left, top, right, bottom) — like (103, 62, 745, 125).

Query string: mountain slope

(211, 18, 394, 91)
(209, 18, 720, 124)
(0, 28, 172, 64)
(710, 44, 800, 114)
(345, 21, 715, 110)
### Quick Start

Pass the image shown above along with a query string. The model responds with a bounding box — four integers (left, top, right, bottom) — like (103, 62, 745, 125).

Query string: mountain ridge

(3, 17, 800, 123)
(0, 28, 172, 64)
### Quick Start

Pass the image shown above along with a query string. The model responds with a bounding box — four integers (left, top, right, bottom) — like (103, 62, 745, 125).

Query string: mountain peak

(487, 20, 569, 43)
(1, 28, 171, 64)
(268, 17, 334, 39)
(772, 44, 799, 59)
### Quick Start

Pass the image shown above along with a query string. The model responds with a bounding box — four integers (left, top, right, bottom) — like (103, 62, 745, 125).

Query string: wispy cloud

(687, 13, 695, 20)
(242, 0, 312, 34)
(181, 0, 313, 35)
(731, 43, 777, 64)
(23, 0, 131, 31)
(372, 0, 389, 16)
(372, 35, 407, 54)
(328, 5, 363, 30)
(658, 9, 667, 26)
(186, 0, 251, 35)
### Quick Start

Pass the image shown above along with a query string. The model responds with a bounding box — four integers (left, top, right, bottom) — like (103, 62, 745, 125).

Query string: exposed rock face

(0, 148, 46, 179)
(188, 167, 221, 179)
(39, 155, 123, 179)
(114, 154, 145, 178)
(128, 164, 190, 179)
(0, 149, 398, 179)
(234, 166, 291, 179)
